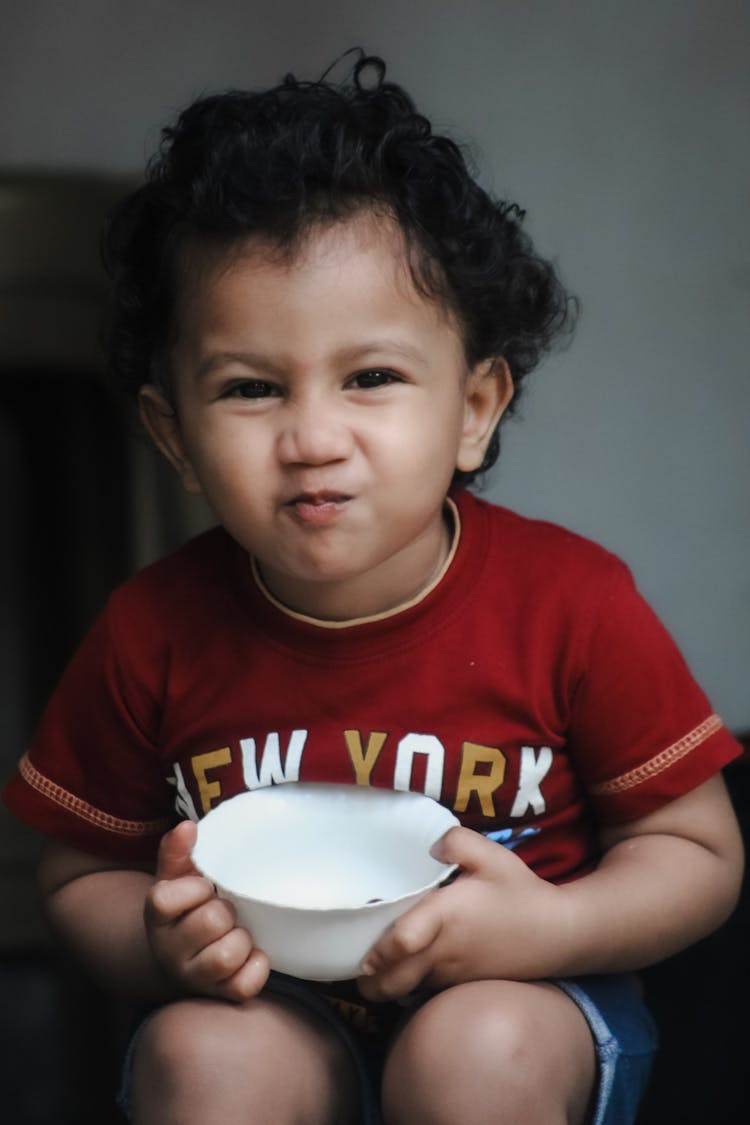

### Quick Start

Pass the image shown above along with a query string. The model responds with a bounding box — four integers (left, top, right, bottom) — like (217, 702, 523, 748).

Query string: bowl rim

(190, 782, 460, 914)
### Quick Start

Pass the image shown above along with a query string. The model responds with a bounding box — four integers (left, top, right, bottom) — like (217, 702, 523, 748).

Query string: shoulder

(115, 525, 235, 595)
(455, 489, 630, 592)
(106, 526, 243, 640)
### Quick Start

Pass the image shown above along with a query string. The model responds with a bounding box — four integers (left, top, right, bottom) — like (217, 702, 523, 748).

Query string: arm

(558, 771, 744, 971)
(38, 820, 270, 1002)
(358, 773, 744, 1000)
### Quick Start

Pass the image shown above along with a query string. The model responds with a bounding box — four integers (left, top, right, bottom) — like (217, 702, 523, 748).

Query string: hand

(357, 826, 567, 1001)
(144, 820, 270, 1002)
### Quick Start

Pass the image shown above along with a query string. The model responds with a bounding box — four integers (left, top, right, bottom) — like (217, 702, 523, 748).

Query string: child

(3, 52, 743, 1125)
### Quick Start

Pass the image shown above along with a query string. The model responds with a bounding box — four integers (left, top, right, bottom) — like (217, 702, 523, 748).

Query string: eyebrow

(194, 339, 428, 380)
(337, 339, 428, 367)
(194, 351, 284, 381)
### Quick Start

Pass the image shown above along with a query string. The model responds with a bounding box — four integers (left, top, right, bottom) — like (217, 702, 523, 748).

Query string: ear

(138, 385, 203, 495)
(457, 357, 514, 473)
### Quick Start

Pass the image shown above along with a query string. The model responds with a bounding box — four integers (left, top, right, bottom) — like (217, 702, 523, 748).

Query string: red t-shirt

(3, 490, 741, 882)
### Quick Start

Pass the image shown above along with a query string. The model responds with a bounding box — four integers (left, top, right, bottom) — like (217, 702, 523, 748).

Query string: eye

(223, 379, 280, 400)
(350, 369, 400, 390)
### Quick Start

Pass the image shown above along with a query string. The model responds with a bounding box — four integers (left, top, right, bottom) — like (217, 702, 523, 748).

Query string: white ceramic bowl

(191, 782, 459, 980)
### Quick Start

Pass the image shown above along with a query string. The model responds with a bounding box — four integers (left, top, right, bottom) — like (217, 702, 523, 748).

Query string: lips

(286, 491, 352, 525)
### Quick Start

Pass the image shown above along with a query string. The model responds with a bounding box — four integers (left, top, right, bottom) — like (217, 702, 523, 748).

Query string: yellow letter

(344, 730, 388, 785)
(454, 742, 506, 816)
(192, 746, 232, 813)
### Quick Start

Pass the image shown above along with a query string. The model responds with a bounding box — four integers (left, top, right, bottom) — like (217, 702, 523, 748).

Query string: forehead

(174, 210, 461, 339)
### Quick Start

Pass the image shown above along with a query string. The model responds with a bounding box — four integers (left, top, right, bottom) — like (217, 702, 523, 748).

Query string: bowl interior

(192, 783, 458, 910)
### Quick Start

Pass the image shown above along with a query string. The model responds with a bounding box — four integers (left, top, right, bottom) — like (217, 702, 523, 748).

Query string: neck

(255, 501, 458, 625)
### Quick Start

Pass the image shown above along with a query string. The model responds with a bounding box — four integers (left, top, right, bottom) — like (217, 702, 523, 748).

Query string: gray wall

(2, 0, 748, 728)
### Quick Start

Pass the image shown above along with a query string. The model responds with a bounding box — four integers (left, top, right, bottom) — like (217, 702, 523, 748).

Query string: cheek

(374, 393, 463, 453)
(182, 417, 270, 474)
(377, 422, 459, 496)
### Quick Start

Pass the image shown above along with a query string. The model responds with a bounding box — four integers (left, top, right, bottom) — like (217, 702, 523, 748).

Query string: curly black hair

(102, 50, 576, 485)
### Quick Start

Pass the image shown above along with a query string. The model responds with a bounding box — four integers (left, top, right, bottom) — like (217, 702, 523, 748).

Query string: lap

(118, 972, 656, 1125)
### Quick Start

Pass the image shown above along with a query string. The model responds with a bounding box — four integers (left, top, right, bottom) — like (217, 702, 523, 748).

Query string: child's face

(141, 212, 511, 620)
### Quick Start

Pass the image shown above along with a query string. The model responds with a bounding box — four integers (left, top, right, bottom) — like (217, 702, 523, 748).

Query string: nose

(276, 395, 354, 466)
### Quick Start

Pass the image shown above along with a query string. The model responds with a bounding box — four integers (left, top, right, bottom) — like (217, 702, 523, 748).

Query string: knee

(383, 985, 526, 1121)
(132, 1000, 230, 1090)
(382, 981, 592, 1125)
(393, 981, 538, 1074)
(130, 994, 361, 1125)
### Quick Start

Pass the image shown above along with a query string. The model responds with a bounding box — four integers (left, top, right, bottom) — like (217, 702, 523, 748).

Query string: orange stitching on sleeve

(590, 714, 723, 797)
(18, 753, 169, 837)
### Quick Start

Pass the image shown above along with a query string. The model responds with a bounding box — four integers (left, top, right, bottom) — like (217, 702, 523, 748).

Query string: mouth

(286, 491, 352, 525)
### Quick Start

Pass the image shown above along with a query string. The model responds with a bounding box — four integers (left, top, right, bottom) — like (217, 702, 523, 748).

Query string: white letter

(240, 730, 307, 789)
(168, 762, 199, 821)
(393, 733, 445, 800)
(510, 746, 553, 817)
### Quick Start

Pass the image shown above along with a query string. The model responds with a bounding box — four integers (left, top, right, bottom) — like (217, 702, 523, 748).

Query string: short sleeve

(568, 562, 741, 824)
(2, 603, 174, 860)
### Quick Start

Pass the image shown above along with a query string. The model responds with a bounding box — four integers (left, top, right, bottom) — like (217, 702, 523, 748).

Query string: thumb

(155, 818, 199, 881)
(430, 825, 498, 874)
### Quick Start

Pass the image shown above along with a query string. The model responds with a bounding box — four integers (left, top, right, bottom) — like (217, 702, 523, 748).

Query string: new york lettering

(170, 729, 554, 822)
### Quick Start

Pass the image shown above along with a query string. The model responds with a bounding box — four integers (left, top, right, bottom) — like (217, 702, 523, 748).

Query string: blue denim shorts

(557, 974, 658, 1125)
(118, 971, 657, 1123)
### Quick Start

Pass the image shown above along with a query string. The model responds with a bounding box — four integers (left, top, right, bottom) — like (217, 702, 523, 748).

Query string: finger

(165, 894, 238, 952)
(359, 896, 443, 976)
(358, 947, 433, 1002)
(429, 825, 506, 872)
(147, 873, 217, 926)
(221, 947, 271, 1003)
(188, 925, 255, 987)
(155, 820, 199, 881)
